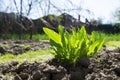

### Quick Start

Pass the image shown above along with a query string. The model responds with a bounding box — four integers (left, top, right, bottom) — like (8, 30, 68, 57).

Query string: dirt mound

(0, 46, 120, 80)
(85, 47, 120, 80)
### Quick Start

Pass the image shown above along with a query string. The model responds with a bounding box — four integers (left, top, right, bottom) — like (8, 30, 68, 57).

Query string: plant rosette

(43, 25, 104, 67)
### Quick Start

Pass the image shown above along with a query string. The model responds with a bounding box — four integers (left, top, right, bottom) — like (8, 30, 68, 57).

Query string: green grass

(32, 34, 49, 40)
(94, 32, 120, 41)
(104, 33, 120, 41)
(0, 34, 49, 40)
(104, 41, 120, 47)
(94, 31, 120, 47)
(0, 49, 54, 64)
(2, 32, 120, 41)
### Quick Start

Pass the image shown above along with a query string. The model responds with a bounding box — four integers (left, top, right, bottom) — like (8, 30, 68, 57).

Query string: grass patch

(94, 31, 120, 47)
(94, 32, 120, 41)
(103, 33, 120, 41)
(0, 32, 120, 41)
(32, 34, 49, 40)
(0, 34, 49, 40)
(0, 54, 15, 63)
(104, 41, 120, 47)
(0, 49, 54, 64)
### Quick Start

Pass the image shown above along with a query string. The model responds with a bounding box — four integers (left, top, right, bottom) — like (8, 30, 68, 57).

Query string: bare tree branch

(47, 0, 50, 14)
(27, 0, 33, 16)
(66, 0, 74, 7)
(13, 0, 19, 13)
(20, 0, 23, 15)
(50, 2, 62, 13)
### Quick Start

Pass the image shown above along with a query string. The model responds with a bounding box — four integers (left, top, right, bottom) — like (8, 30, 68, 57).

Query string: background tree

(115, 8, 120, 21)
(0, 0, 94, 39)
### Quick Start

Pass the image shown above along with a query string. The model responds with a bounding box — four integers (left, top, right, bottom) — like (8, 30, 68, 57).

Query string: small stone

(41, 73, 50, 80)
(52, 73, 69, 80)
(70, 71, 82, 80)
(114, 67, 120, 76)
(19, 72, 29, 80)
(14, 74, 22, 80)
(0, 75, 4, 79)
(0, 46, 6, 53)
(43, 65, 58, 73)
(78, 57, 90, 67)
(105, 76, 114, 80)
(32, 70, 42, 80)
(58, 66, 67, 73)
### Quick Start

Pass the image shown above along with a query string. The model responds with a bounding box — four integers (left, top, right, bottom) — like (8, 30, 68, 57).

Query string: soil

(0, 40, 120, 80)
(0, 39, 50, 55)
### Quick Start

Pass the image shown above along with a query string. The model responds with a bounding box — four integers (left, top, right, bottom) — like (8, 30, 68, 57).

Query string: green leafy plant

(43, 25, 104, 65)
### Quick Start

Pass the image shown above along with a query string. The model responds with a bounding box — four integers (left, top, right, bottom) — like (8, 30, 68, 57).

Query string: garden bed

(0, 40, 120, 80)
(0, 39, 50, 55)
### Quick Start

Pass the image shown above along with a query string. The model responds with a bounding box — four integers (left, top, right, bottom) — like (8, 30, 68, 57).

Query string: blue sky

(1, 0, 120, 23)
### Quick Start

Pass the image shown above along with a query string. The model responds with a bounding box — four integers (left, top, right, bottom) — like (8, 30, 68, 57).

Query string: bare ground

(0, 40, 120, 80)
